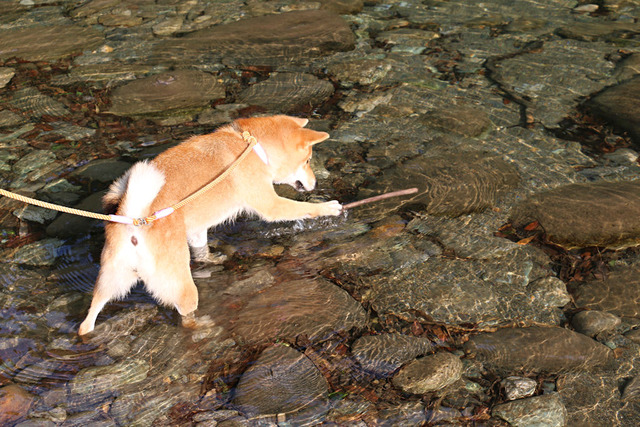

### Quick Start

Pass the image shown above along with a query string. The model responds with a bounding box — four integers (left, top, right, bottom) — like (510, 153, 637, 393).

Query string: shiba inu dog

(78, 115, 342, 335)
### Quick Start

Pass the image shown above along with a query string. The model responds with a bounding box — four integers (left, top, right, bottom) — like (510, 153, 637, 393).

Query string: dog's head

(234, 115, 329, 192)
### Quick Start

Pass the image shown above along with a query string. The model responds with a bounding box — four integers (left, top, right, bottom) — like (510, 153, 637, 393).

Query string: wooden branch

(343, 188, 419, 210)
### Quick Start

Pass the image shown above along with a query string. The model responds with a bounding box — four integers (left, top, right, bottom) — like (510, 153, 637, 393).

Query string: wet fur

(78, 115, 342, 335)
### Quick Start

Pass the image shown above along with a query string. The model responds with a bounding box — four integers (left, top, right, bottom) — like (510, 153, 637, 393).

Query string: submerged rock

(7, 238, 64, 266)
(234, 345, 329, 423)
(492, 393, 567, 427)
(46, 191, 105, 237)
(232, 278, 367, 344)
(155, 10, 355, 66)
(10, 87, 70, 118)
(556, 21, 640, 42)
(502, 376, 537, 401)
(464, 326, 613, 374)
(571, 310, 621, 337)
(0, 384, 35, 426)
(370, 151, 520, 217)
(391, 352, 463, 394)
(364, 248, 559, 327)
(106, 70, 225, 117)
(238, 73, 334, 113)
(573, 266, 640, 318)
(351, 333, 436, 377)
(489, 39, 615, 127)
(510, 180, 640, 249)
(418, 105, 492, 137)
(0, 109, 27, 128)
(68, 359, 149, 413)
(0, 24, 103, 61)
(589, 76, 640, 144)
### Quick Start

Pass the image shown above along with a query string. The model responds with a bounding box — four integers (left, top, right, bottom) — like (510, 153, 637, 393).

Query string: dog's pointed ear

(302, 129, 330, 146)
(289, 116, 309, 127)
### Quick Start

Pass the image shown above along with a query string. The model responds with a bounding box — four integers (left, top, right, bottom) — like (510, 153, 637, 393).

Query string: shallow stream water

(2, 0, 640, 426)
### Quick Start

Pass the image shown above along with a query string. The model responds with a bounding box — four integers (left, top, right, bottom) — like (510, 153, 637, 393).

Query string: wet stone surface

(573, 266, 640, 317)
(391, 351, 463, 394)
(1, 0, 640, 425)
(233, 345, 329, 424)
(492, 393, 567, 427)
(464, 326, 614, 374)
(511, 180, 640, 249)
(351, 333, 435, 377)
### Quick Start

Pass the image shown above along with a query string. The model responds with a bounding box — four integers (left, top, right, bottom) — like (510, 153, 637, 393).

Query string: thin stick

(343, 188, 419, 210)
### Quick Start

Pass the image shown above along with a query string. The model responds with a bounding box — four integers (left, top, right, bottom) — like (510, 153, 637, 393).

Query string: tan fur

(78, 115, 341, 335)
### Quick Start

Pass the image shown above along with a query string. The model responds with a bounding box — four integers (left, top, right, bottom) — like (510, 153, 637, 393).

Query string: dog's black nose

(295, 181, 306, 192)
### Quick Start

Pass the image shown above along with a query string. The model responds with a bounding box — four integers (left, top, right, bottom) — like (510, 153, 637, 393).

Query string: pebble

(502, 376, 538, 401)
(392, 352, 463, 394)
(152, 16, 185, 36)
(527, 276, 571, 308)
(0, 67, 15, 88)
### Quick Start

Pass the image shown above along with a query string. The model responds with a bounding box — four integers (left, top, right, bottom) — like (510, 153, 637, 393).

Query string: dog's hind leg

(78, 265, 138, 335)
(144, 229, 199, 319)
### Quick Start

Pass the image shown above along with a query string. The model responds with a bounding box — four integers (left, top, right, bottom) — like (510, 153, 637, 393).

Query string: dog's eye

(306, 157, 311, 164)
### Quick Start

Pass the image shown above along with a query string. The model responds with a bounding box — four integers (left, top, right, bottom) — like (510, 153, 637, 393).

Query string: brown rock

(464, 326, 613, 373)
(155, 10, 355, 66)
(574, 267, 640, 318)
(510, 180, 640, 249)
(107, 70, 224, 117)
(0, 24, 103, 61)
(0, 384, 35, 425)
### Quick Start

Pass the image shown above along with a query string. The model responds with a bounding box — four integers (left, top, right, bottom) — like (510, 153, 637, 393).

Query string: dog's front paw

(317, 200, 343, 217)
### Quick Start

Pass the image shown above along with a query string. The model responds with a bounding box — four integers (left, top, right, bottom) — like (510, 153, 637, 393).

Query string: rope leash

(0, 131, 259, 227)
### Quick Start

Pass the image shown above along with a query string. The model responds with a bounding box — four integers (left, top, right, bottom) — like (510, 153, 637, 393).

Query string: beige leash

(0, 131, 259, 226)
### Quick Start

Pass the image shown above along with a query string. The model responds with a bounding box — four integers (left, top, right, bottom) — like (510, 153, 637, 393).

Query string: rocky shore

(1, 0, 640, 425)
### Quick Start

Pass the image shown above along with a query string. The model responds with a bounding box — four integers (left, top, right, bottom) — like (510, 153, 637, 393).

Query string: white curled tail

(105, 161, 165, 219)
